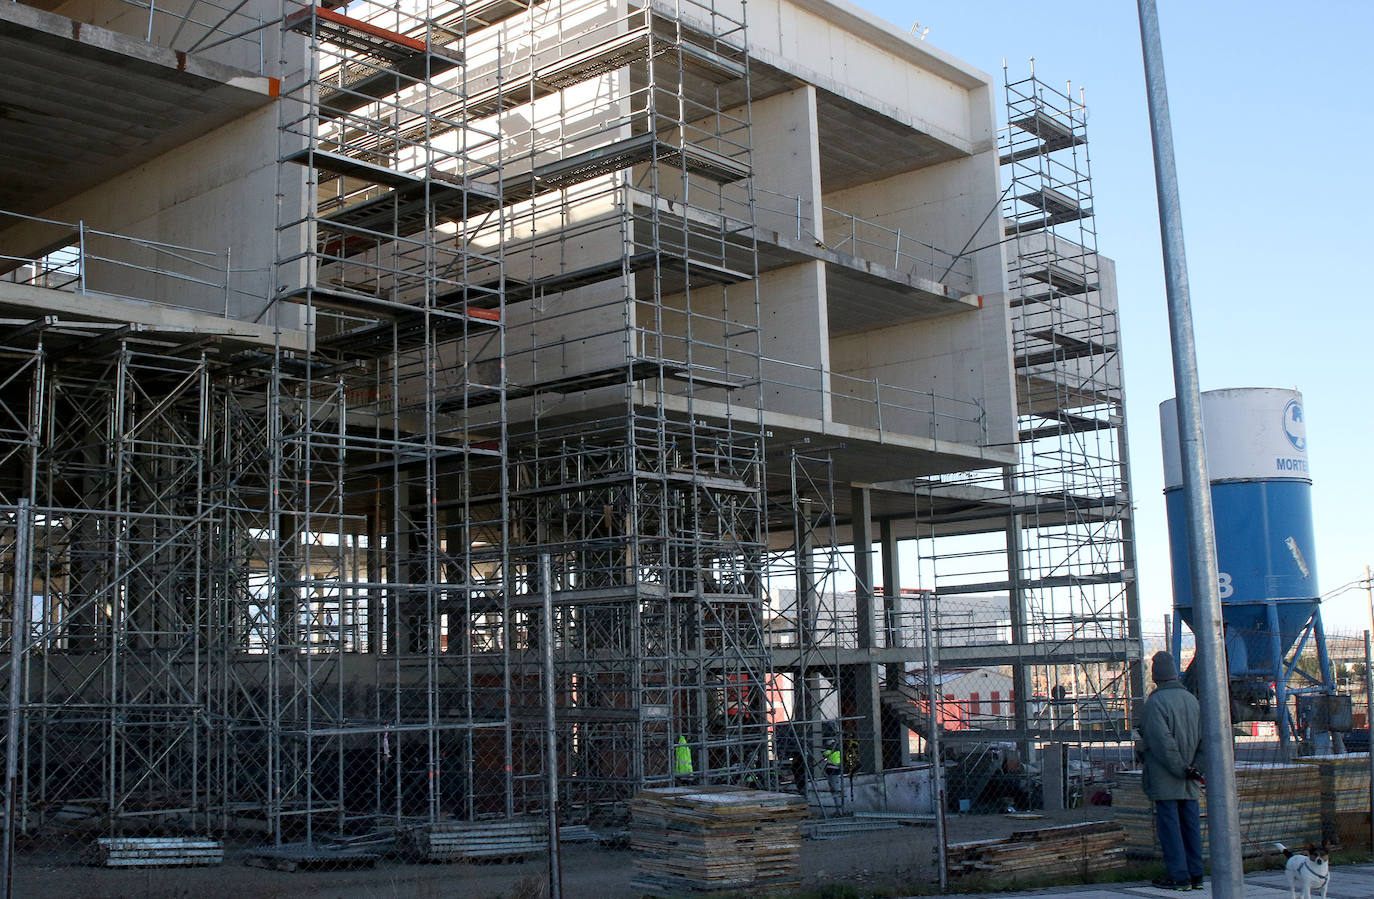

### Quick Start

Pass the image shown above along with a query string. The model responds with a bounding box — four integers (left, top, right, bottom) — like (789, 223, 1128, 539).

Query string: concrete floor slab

(0, 3, 276, 216)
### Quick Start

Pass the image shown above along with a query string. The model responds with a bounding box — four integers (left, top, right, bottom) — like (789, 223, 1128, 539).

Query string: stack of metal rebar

(88, 837, 223, 868)
(399, 818, 548, 863)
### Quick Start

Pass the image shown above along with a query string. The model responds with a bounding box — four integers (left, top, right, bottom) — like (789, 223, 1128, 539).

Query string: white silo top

(1159, 387, 1309, 488)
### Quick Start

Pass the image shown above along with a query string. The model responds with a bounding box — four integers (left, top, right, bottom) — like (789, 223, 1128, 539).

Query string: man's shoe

(1190, 877, 1204, 890)
(1150, 877, 1193, 891)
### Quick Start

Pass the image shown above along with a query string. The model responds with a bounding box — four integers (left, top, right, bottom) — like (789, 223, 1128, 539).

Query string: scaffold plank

(286, 7, 456, 62)
(318, 52, 462, 118)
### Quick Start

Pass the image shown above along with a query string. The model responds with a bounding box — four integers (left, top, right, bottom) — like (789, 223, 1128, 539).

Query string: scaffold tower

(916, 65, 1142, 760)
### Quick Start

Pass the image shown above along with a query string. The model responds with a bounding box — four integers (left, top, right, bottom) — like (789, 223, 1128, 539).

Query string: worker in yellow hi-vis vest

(674, 735, 694, 784)
(823, 737, 843, 812)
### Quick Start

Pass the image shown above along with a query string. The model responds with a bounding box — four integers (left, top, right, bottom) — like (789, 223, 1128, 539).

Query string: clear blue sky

(849, 1, 1374, 631)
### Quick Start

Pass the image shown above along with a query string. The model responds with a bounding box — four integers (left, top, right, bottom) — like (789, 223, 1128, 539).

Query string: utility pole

(1136, 3, 1243, 896)
(1365, 568, 1373, 859)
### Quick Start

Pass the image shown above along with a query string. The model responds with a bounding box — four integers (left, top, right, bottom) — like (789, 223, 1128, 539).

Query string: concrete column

(758, 262, 830, 419)
(1118, 426, 1147, 708)
(1003, 467, 1034, 761)
(443, 502, 465, 656)
(849, 486, 882, 774)
(366, 502, 383, 653)
(879, 520, 902, 663)
(842, 664, 883, 776)
(879, 518, 906, 768)
(745, 85, 831, 422)
(741, 85, 824, 241)
(1042, 742, 1065, 811)
(791, 504, 829, 779)
(851, 486, 875, 650)
(389, 477, 415, 654)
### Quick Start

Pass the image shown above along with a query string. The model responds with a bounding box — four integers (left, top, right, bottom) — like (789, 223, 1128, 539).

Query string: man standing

(1140, 650, 1205, 891)
(675, 734, 694, 784)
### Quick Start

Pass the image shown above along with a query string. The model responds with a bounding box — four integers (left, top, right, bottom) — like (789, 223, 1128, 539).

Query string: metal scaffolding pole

(2, 500, 32, 899)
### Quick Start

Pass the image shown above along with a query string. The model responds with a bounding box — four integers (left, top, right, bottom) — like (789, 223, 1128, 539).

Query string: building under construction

(0, 0, 1138, 864)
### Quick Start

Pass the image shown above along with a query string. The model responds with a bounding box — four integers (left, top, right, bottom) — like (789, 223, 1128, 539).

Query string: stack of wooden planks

(87, 836, 223, 868)
(630, 786, 807, 894)
(1296, 752, 1372, 847)
(944, 820, 1125, 885)
(398, 818, 547, 862)
(1116, 762, 1321, 857)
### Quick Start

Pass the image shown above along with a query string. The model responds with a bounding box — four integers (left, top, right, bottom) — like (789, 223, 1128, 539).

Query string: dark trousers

(1155, 798, 1204, 884)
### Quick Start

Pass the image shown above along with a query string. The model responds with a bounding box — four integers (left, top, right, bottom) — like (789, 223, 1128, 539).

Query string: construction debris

(802, 817, 902, 840)
(243, 842, 380, 872)
(630, 786, 806, 893)
(1115, 763, 1321, 857)
(944, 820, 1125, 885)
(87, 836, 223, 868)
(398, 818, 547, 863)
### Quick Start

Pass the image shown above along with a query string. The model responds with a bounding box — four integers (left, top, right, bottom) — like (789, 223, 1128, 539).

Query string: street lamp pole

(1136, 2, 1243, 896)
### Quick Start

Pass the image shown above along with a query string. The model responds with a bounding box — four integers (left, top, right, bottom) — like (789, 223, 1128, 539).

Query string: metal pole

(1363, 628, 1373, 860)
(541, 554, 562, 899)
(3, 499, 33, 899)
(1136, 3, 1243, 895)
(921, 590, 947, 892)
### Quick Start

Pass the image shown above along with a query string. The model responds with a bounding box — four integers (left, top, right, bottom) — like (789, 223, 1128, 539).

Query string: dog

(1275, 842, 1330, 899)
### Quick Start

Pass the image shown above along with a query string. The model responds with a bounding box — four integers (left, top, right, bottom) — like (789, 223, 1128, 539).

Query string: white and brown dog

(1275, 842, 1330, 899)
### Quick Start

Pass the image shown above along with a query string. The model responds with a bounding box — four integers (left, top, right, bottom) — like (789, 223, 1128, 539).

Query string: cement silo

(1160, 387, 1333, 746)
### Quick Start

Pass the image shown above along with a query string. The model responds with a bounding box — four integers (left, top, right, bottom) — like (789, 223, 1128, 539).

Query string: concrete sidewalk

(948, 861, 1374, 897)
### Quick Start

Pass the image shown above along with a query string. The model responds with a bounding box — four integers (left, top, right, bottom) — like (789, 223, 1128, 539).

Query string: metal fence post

(541, 554, 562, 899)
(77, 223, 87, 294)
(921, 590, 947, 892)
(3, 499, 33, 899)
(223, 247, 233, 318)
(873, 378, 882, 435)
(1364, 628, 1373, 860)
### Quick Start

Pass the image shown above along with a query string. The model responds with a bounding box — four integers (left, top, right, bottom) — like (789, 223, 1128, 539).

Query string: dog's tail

(1274, 841, 1295, 858)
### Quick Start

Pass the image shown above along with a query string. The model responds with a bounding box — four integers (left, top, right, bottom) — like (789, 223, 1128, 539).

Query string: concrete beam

(0, 281, 308, 353)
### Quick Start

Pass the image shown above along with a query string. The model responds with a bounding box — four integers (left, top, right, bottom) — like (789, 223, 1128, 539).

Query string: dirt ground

(11, 808, 1109, 898)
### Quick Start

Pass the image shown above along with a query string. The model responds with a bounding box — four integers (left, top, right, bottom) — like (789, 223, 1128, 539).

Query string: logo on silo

(1282, 400, 1306, 451)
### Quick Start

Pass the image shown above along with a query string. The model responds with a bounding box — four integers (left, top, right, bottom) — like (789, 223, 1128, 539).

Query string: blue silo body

(1160, 388, 1321, 679)
(1164, 480, 1318, 675)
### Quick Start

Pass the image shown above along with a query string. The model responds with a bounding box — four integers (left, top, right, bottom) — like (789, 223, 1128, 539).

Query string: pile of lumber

(398, 818, 547, 862)
(944, 820, 1125, 885)
(87, 836, 223, 868)
(1296, 752, 1372, 847)
(1116, 762, 1321, 857)
(630, 786, 806, 893)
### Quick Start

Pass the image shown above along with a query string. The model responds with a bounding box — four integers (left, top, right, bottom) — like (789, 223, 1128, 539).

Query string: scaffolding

(269, 0, 771, 829)
(915, 67, 1141, 778)
(0, 0, 773, 858)
(2, 2, 1071, 884)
